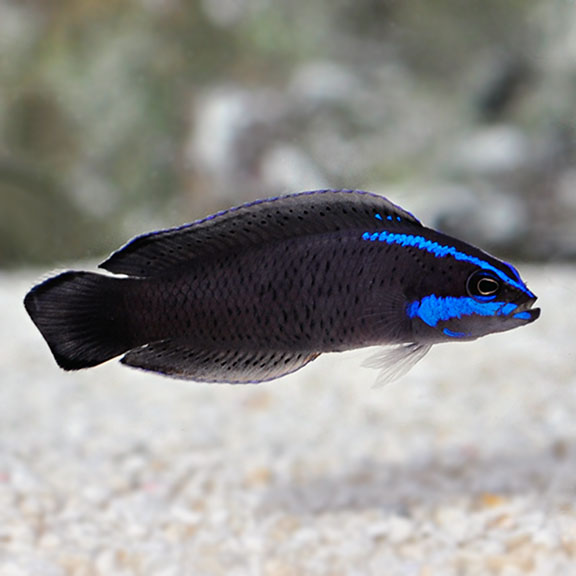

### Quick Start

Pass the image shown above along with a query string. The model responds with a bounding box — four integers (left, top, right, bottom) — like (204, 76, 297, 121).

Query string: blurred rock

(260, 145, 327, 193)
(186, 85, 329, 214)
(289, 61, 359, 107)
(423, 185, 528, 253)
(1, 0, 576, 265)
(201, 0, 250, 28)
(473, 54, 534, 123)
(0, 158, 110, 267)
(417, 123, 576, 259)
(450, 126, 530, 176)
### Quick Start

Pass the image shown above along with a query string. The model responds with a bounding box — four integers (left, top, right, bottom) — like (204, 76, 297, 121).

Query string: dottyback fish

(24, 190, 540, 384)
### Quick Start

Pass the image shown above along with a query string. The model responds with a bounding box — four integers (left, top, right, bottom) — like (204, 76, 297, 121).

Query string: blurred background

(1, 0, 575, 268)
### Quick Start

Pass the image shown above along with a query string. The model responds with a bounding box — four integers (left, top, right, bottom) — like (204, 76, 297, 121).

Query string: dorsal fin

(100, 189, 421, 277)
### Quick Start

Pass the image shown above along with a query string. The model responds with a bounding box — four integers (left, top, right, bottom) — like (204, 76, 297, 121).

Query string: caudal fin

(24, 271, 134, 370)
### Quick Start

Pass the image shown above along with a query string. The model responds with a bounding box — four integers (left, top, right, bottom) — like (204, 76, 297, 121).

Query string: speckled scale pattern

(100, 189, 420, 278)
(127, 230, 412, 357)
(121, 343, 319, 384)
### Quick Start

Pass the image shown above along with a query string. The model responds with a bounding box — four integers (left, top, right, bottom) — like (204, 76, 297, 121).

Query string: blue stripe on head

(362, 230, 534, 297)
(513, 311, 532, 320)
(407, 295, 518, 327)
(503, 261, 523, 284)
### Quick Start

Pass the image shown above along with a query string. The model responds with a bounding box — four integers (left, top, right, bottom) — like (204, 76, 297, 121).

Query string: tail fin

(24, 271, 134, 370)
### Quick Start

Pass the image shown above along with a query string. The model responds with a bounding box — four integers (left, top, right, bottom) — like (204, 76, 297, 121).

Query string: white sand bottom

(1, 265, 575, 575)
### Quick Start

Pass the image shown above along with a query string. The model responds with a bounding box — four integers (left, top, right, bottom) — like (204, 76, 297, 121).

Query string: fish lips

(508, 297, 540, 324)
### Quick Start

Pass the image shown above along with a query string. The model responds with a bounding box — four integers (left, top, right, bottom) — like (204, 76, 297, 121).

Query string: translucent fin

(121, 341, 320, 383)
(100, 189, 421, 277)
(360, 289, 412, 343)
(363, 343, 432, 387)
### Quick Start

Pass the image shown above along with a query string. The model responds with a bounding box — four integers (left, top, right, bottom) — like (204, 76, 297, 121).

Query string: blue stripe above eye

(407, 295, 518, 327)
(362, 230, 533, 297)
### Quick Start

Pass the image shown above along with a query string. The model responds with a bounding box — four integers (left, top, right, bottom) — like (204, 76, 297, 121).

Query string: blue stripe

(503, 261, 523, 284)
(407, 295, 518, 327)
(443, 328, 467, 338)
(362, 230, 533, 297)
(500, 302, 518, 315)
(513, 311, 532, 320)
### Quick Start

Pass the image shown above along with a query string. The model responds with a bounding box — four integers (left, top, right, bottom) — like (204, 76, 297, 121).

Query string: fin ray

(364, 343, 432, 387)
(24, 271, 133, 369)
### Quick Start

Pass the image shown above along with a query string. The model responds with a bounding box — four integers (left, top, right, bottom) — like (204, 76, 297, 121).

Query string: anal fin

(121, 340, 320, 383)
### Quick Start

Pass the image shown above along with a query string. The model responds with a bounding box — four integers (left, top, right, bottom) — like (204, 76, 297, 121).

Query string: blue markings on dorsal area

(362, 230, 533, 297)
(375, 213, 402, 223)
(375, 214, 394, 222)
(407, 295, 518, 327)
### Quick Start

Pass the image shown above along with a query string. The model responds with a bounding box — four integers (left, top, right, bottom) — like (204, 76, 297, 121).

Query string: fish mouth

(508, 297, 540, 323)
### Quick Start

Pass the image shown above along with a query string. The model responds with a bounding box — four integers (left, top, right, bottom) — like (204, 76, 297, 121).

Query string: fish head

(408, 259, 540, 342)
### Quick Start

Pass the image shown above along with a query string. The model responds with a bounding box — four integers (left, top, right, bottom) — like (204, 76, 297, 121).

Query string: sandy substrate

(1, 265, 575, 575)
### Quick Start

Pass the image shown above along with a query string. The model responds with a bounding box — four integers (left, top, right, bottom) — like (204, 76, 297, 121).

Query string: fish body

(24, 190, 540, 384)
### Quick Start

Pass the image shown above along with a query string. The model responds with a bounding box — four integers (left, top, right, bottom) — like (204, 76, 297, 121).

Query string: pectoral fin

(363, 343, 432, 387)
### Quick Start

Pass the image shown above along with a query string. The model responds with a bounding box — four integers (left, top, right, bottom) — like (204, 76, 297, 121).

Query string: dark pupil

(477, 277, 498, 295)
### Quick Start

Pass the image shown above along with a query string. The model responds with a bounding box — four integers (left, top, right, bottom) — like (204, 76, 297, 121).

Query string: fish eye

(467, 271, 501, 301)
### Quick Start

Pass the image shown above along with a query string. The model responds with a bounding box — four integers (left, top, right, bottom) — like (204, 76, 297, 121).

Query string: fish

(24, 189, 540, 384)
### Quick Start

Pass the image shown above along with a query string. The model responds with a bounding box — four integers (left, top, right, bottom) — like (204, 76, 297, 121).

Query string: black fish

(24, 190, 540, 384)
